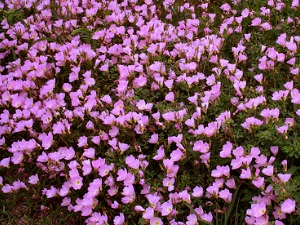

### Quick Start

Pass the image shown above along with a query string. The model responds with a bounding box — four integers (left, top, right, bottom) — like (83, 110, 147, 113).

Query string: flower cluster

(1, 0, 300, 224)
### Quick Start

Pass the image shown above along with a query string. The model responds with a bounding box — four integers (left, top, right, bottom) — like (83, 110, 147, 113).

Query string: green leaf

(71, 28, 92, 36)
(211, 158, 231, 168)
(224, 183, 241, 225)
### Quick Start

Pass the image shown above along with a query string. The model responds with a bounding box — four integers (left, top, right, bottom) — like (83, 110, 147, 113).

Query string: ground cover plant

(1, 0, 300, 224)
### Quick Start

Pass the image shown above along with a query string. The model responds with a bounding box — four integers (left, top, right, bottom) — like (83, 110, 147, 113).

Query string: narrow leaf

(224, 183, 241, 225)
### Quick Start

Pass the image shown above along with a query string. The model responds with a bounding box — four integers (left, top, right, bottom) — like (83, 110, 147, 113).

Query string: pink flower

(83, 148, 95, 159)
(249, 202, 266, 217)
(225, 178, 236, 189)
(28, 174, 39, 185)
(185, 117, 195, 127)
(200, 212, 213, 223)
(119, 142, 130, 152)
(273, 206, 286, 220)
(42, 132, 53, 150)
(275, 220, 284, 225)
(142, 207, 154, 219)
(2, 184, 12, 193)
(251, 17, 261, 26)
(193, 140, 210, 153)
(292, 0, 299, 8)
(219, 189, 232, 202)
(270, 146, 279, 155)
(285, 118, 295, 126)
(134, 205, 145, 212)
(200, 152, 211, 165)
(163, 177, 175, 191)
(284, 81, 294, 90)
(170, 149, 183, 161)
(252, 177, 265, 189)
(44, 186, 57, 198)
(125, 155, 139, 169)
(232, 146, 244, 157)
(117, 168, 128, 182)
(78, 136, 88, 148)
(136, 100, 153, 111)
(192, 186, 203, 197)
(277, 33, 286, 46)
(262, 165, 274, 176)
(153, 145, 165, 160)
(186, 214, 198, 225)
(206, 74, 215, 86)
(211, 165, 229, 178)
(164, 79, 174, 90)
(163, 159, 179, 177)
(11, 152, 24, 164)
(240, 167, 252, 179)
(109, 126, 119, 137)
(204, 122, 218, 137)
(221, 3, 231, 11)
(160, 202, 173, 216)
(113, 213, 125, 225)
(220, 141, 233, 158)
(254, 73, 263, 83)
(179, 190, 191, 204)
(281, 198, 296, 214)
(241, 117, 263, 130)
(71, 176, 83, 190)
(148, 133, 159, 144)
(165, 92, 175, 102)
(286, 40, 297, 52)
(150, 217, 163, 225)
(82, 159, 92, 176)
(133, 75, 147, 88)
(206, 183, 219, 197)
(249, 147, 260, 158)
(231, 157, 243, 170)
(52, 121, 65, 134)
(276, 125, 288, 134)
(98, 164, 111, 177)
(277, 173, 291, 183)
(162, 111, 175, 121)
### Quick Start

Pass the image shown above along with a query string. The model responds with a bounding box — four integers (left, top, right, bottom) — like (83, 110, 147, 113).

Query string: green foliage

(2, 0, 300, 224)
(0, 9, 25, 26)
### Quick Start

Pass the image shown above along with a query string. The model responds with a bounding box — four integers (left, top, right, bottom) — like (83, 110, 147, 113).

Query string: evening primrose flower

(148, 133, 159, 144)
(281, 198, 296, 214)
(160, 202, 173, 216)
(153, 145, 165, 160)
(220, 141, 233, 158)
(241, 117, 263, 131)
(113, 213, 125, 225)
(219, 189, 232, 203)
(248, 202, 267, 217)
